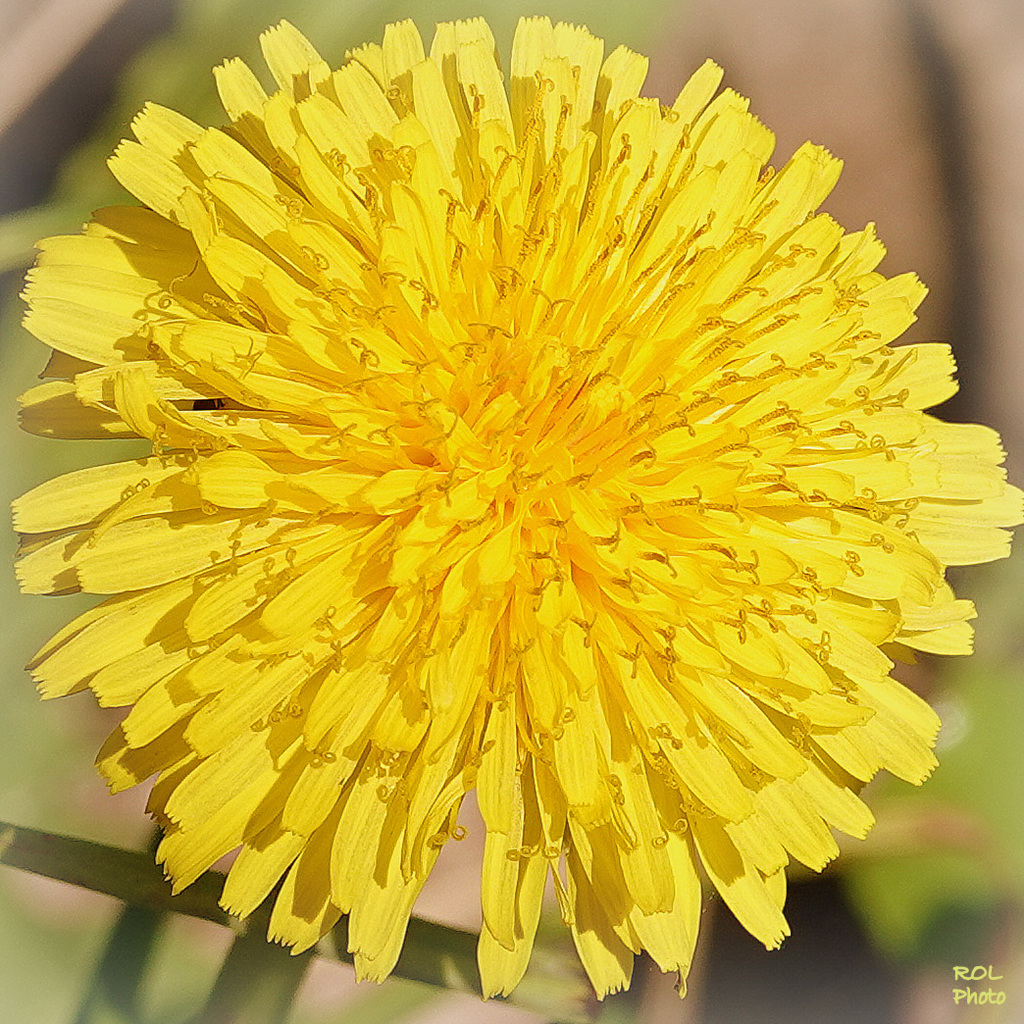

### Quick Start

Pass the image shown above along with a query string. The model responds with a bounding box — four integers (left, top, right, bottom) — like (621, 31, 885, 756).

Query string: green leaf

(0, 820, 595, 1022)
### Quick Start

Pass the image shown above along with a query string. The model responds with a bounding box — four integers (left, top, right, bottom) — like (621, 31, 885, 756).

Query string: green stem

(0, 820, 228, 926)
(0, 820, 594, 1022)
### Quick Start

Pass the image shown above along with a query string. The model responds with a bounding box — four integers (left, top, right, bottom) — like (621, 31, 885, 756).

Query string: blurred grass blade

(72, 829, 166, 1024)
(190, 907, 313, 1024)
(326, 981, 439, 1024)
(0, 820, 595, 1022)
(72, 903, 167, 1024)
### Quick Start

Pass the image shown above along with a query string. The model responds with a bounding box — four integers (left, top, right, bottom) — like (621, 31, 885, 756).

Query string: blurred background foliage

(1, 1, 1022, 1023)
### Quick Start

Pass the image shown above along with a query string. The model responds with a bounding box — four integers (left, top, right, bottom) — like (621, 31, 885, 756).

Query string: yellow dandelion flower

(14, 16, 1022, 999)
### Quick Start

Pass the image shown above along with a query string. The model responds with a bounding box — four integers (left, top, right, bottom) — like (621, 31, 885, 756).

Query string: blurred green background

(1, 1, 1022, 1022)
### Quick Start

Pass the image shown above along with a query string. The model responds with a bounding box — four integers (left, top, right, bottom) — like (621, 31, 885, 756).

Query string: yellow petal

(260, 21, 331, 98)
(215, 57, 269, 122)
(222, 829, 305, 917)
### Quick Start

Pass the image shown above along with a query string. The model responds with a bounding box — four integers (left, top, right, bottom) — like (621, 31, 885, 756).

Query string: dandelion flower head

(14, 16, 1022, 998)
